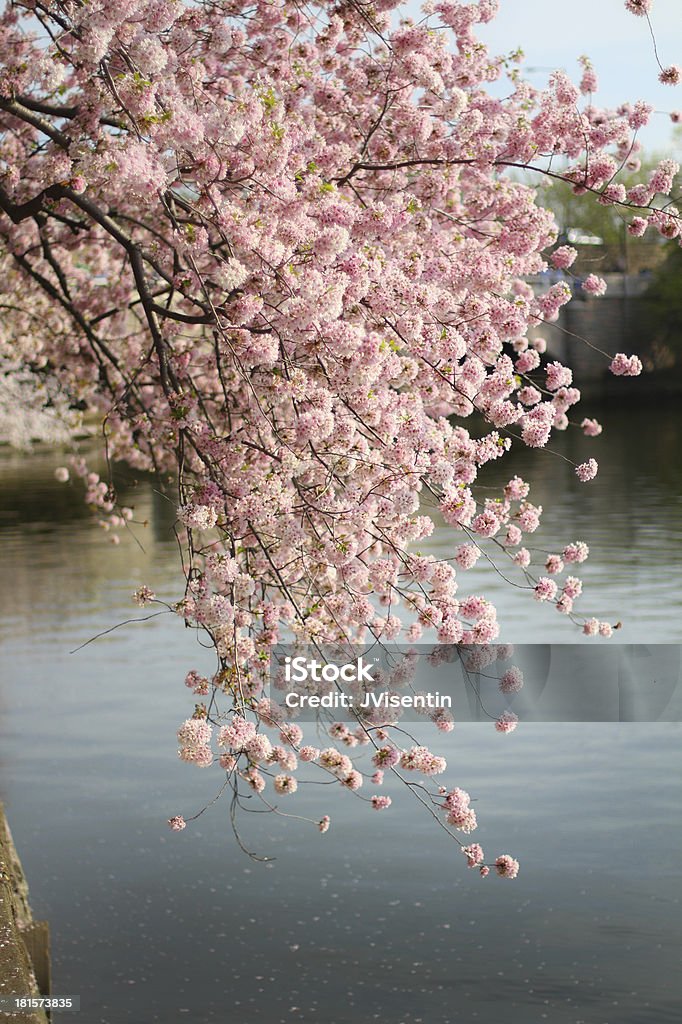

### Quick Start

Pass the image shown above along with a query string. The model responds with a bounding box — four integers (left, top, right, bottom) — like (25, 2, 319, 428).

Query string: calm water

(1, 403, 681, 1023)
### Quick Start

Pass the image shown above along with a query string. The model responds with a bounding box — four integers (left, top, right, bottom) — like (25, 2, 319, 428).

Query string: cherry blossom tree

(1, 0, 679, 874)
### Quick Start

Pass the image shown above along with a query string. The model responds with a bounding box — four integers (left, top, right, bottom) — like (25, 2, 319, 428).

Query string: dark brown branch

(15, 94, 125, 130)
(0, 181, 69, 224)
(0, 97, 71, 148)
(129, 245, 174, 395)
(150, 303, 215, 324)
(15, 95, 79, 118)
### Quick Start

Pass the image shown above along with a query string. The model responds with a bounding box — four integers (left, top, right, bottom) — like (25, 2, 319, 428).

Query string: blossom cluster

(1, 0, 677, 870)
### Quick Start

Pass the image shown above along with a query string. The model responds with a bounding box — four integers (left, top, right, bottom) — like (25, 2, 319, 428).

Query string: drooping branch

(1, 0, 675, 865)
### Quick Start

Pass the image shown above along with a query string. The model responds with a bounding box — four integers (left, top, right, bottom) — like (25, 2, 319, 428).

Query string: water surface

(0, 403, 680, 1023)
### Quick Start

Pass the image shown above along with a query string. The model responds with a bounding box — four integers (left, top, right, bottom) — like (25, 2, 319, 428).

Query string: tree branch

(0, 96, 71, 148)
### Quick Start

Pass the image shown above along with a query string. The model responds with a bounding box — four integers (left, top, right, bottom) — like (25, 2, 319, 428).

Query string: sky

(406, 0, 682, 156)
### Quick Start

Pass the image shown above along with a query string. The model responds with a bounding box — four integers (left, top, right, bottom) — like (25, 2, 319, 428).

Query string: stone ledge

(0, 805, 49, 1024)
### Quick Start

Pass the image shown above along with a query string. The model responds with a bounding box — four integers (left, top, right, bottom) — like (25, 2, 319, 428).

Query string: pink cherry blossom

(625, 0, 653, 15)
(499, 667, 524, 695)
(177, 719, 212, 749)
(495, 712, 519, 734)
(134, 585, 156, 607)
(610, 353, 643, 376)
(513, 548, 531, 568)
(659, 65, 681, 85)
(274, 774, 298, 795)
(581, 418, 602, 436)
(545, 554, 564, 575)
(576, 459, 599, 482)
(562, 577, 583, 600)
(582, 275, 608, 297)
(550, 246, 578, 269)
(545, 362, 573, 392)
(371, 795, 392, 810)
(462, 844, 485, 867)
(628, 217, 649, 236)
(534, 577, 558, 601)
(495, 855, 520, 879)
(563, 542, 590, 564)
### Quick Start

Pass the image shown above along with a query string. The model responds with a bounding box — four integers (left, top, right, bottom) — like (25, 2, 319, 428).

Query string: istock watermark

(283, 654, 375, 684)
(277, 649, 452, 716)
(283, 688, 452, 711)
(268, 644, 682, 723)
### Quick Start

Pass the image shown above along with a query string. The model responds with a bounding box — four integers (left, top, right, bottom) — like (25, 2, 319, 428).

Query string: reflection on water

(0, 405, 681, 1023)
